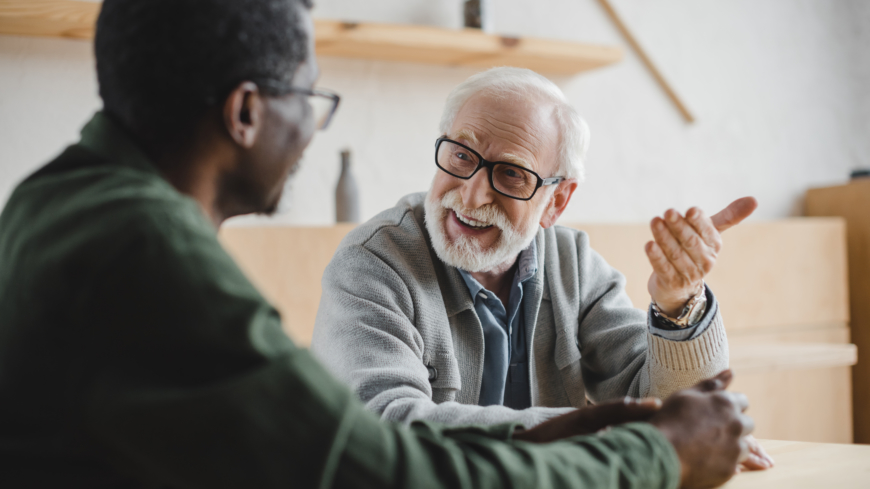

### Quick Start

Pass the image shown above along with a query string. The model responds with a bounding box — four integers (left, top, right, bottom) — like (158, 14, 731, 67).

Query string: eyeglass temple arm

(541, 177, 564, 186)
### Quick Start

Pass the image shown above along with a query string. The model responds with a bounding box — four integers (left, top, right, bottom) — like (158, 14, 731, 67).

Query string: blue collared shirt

(459, 238, 711, 410)
(458, 240, 538, 409)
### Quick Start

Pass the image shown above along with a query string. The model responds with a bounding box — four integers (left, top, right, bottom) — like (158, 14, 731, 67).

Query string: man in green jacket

(0, 0, 752, 488)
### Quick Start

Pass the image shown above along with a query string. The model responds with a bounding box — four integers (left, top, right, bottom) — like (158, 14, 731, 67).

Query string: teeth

(456, 212, 491, 228)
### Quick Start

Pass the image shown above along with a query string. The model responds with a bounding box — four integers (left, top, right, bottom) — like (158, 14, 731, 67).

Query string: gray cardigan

(312, 193, 729, 428)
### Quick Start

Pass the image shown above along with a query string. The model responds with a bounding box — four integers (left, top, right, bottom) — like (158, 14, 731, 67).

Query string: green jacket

(0, 112, 680, 489)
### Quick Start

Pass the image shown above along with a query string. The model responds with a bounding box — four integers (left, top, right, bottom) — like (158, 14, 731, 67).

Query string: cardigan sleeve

(570, 230, 729, 402)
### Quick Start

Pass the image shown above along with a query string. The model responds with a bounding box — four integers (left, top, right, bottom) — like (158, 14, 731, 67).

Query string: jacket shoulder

(548, 224, 593, 257)
(338, 192, 428, 253)
(324, 192, 439, 304)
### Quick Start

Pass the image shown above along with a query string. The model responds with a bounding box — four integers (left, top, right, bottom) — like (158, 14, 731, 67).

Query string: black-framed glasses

(257, 81, 341, 131)
(435, 137, 564, 201)
(290, 87, 341, 131)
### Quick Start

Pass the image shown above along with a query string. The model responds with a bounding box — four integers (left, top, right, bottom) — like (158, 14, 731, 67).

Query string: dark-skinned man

(0, 0, 753, 488)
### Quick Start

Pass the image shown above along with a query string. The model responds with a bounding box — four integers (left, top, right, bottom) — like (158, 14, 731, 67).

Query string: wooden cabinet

(806, 178, 870, 444)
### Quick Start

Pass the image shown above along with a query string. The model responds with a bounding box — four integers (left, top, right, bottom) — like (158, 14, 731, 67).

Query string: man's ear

(223, 81, 264, 149)
(539, 179, 578, 229)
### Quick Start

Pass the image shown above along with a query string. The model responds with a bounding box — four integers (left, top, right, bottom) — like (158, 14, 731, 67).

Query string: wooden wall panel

(220, 219, 850, 347)
(566, 219, 850, 332)
(806, 179, 870, 444)
(730, 366, 854, 443)
(219, 224, 355, 346)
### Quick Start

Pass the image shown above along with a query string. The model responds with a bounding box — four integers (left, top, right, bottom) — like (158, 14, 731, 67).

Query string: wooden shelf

(0, 0, 622, 75)
(314, 20, 622, 74)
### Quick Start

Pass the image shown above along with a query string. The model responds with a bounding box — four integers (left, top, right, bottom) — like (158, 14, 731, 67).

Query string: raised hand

(650, 370, 754, 489)
(645, 197, 758, 317)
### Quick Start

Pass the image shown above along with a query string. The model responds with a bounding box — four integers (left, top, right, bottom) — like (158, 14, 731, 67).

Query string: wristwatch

(651, 284, 707, 328)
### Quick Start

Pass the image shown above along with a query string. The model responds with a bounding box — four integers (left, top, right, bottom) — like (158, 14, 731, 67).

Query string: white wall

(0, 0, 867, 226)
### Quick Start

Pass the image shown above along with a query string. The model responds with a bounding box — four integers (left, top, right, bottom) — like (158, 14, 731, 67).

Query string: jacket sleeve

(572, 231, 729, 402)
(312, 243, 575, 428)
(79, 212, 680, 489)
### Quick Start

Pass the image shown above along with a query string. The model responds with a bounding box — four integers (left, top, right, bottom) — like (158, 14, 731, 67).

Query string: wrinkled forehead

(449, 91, 561, 172)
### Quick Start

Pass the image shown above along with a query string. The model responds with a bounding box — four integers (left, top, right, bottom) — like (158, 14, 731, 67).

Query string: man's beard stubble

(219, 156, 303, 218)
(424, 187, 544, 273)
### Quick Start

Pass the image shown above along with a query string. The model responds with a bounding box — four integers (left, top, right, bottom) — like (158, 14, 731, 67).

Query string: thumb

(692, 369, 733, 393)
(711, 197, 758, 232)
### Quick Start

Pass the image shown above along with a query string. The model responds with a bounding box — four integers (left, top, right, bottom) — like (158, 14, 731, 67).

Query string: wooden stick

(595, 0, 695, 123)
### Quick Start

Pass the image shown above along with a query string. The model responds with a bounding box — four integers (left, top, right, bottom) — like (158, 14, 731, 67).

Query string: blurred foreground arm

(80, 219, 681, 489)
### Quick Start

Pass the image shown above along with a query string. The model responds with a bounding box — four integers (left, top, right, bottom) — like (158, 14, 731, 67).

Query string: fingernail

(638, 397, 662, 408)
(668, 211, 679, 223)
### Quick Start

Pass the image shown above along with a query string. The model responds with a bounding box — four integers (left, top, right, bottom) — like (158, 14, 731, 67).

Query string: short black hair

(95, 0, 314, 146)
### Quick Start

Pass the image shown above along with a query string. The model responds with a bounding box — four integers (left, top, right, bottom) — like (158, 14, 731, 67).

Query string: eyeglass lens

(309, 94, 335, 130)
(437, 140, 538, 199)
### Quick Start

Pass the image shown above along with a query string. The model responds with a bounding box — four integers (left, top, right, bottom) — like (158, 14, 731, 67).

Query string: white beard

(424, 187, 544, 273)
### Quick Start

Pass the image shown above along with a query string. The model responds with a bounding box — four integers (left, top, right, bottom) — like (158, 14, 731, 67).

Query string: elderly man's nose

(460, 170, 494, 209)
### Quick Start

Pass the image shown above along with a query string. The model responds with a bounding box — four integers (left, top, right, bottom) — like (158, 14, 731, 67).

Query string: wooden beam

(595, 0, 695, 123)
(0, 0, 623, 75)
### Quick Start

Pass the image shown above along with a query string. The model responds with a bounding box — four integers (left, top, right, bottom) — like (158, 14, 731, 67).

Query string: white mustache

(439, 190, 514, 233)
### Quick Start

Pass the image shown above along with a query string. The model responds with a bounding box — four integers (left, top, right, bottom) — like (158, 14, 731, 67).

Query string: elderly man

(313, 67, 762, 448)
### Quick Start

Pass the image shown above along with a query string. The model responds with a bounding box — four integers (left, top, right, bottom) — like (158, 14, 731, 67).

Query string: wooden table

(722, 439, 870, 488)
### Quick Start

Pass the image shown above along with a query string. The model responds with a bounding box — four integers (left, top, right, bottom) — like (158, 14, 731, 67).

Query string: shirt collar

(457, 238, 539, 301)
(78, 111, 161, 177)
(516, 238, 538, 283)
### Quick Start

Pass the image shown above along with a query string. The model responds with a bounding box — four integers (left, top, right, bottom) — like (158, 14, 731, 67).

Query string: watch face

(653, 287, 707, 328)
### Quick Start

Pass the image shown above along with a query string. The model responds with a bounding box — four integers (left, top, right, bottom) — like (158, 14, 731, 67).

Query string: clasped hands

(644, 197, 759, 317)
(514, 370, 774, 488)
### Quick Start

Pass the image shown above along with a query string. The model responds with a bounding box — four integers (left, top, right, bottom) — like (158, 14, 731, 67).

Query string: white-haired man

(312, 67, 770, 468)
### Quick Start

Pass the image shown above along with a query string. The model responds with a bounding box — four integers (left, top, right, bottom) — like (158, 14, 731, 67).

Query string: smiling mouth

(453, 210, 493, 230)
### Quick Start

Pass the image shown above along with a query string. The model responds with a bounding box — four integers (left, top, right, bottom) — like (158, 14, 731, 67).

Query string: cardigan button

(427, 365, 438, 381)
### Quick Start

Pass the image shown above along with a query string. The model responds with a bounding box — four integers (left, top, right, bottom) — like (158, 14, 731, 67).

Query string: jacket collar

(78, 111, 162, 177)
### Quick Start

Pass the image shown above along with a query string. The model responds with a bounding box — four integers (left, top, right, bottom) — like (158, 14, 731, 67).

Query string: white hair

(439, 67, 590, 181)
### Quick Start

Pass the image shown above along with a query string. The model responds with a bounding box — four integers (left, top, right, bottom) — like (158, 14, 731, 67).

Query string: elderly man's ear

(539, 179, 578, 229)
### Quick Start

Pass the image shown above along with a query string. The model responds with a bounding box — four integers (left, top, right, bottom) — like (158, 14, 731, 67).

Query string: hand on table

(645, 197, 758, 317)
(649, 369, 754, 489)
(737, 435, 775, 472)
(512, 397, 662, 444)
